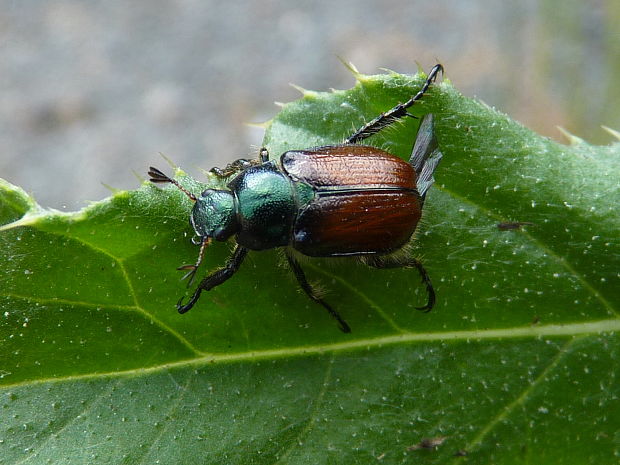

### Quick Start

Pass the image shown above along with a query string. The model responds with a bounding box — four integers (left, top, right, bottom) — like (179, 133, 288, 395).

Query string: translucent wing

(409, 114, 443, 199)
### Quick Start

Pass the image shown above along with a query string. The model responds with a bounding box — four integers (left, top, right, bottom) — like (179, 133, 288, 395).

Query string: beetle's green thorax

(191, 189, 238, 241)
(228, 162, 311, 250)
(190, 162, 315, 249)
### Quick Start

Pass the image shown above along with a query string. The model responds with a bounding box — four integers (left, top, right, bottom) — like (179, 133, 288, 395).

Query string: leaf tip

(156, 152, 183, 176)
(132, 169, 149, 186)
(337, 56, 362, 80)
(378, 66, 400, 76)
(102, 182, 122, 193)
(556, 126, 585, 145)
(601, 125, 620, 142)
(244, 121, 269, 129)
(289, 83, 319, 98)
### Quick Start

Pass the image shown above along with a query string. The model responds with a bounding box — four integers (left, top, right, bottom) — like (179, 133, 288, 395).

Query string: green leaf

(1, 68, 618, 464)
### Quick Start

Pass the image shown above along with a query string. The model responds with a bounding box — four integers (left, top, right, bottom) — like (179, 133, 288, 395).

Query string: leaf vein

(4, 222, 205, 356)
(1, 319, 617, 390)
(453, 337, 578, 461)
(14, 379, 123, 465)
(272, 354, 334, 464)
(133, 371, 195, 465)
(306, 262, 405, 333)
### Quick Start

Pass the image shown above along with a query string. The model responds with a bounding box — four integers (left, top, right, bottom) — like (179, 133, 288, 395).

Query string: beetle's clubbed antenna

(148, 166, 197, 202)
(345, 63, 444, 144)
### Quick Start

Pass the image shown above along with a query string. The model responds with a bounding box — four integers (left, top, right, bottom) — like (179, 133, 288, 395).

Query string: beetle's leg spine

(345, 64, 443, 145)
(285, 251, 352, 333)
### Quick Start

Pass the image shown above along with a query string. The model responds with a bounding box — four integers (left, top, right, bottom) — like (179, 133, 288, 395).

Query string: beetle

(148, 64, 444, 332)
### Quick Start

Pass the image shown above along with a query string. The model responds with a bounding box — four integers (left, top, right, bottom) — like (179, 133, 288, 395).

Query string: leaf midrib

(2, 318, 617, 390)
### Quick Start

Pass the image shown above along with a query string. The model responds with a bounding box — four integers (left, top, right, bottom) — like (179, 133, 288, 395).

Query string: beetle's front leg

(177, 245, 249, 314)
(363, 255, 435, 312)
(209, 159, 256, 178)
(209, 148, 270, 179)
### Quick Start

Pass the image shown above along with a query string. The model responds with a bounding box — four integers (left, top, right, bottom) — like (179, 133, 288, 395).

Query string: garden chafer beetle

(149, 64, 444, 332)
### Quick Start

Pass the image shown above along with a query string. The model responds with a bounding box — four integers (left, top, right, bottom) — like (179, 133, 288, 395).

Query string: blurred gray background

(2, 0, 619, 209)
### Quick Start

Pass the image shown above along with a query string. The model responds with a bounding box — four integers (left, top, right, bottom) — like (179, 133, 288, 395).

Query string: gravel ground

(1, 1, 616, 209)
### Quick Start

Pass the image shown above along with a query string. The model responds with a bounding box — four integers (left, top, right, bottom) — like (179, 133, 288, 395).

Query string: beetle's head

(191, 189, 239, 241)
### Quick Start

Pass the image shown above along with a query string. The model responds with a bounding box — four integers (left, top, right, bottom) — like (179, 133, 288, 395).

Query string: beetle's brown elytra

(282, 145, 416, 189)
(148, 64, 444, 332)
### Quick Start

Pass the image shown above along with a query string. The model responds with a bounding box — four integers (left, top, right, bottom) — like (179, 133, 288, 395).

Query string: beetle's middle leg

(345, 64, 443, 145)
(285, 251, 351, 333)
(177, 244, 249, 314)
(363, 255, 435, 312)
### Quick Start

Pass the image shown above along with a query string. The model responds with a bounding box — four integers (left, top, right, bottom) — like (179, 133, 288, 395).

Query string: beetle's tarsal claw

(177, 288, 203, 314)
(415, 303, 433, 313)
(415, 281, 435, 313)
(177, 296, 194, 314)
(177, 297, 191, 314)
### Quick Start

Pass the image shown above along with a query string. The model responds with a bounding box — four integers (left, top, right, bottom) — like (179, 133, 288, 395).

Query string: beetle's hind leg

(285, 251, 351, 333)
(345, 64, 443, 145)
(363, 255, 435, 312)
